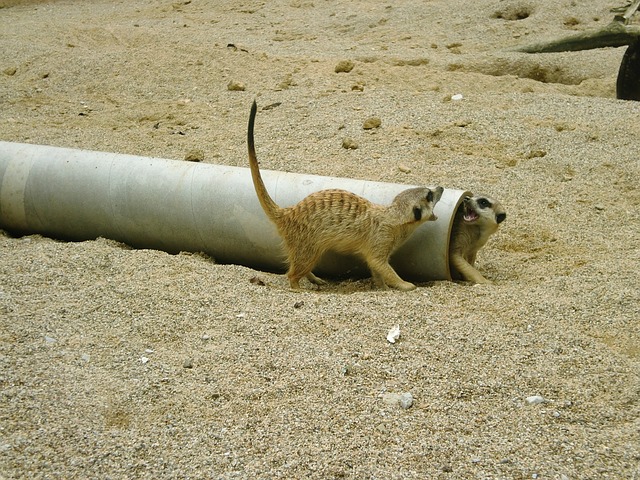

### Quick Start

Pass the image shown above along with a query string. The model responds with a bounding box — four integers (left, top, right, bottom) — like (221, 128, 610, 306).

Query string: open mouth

(462, 204, 479, 222)
(463, 211, 479, 222)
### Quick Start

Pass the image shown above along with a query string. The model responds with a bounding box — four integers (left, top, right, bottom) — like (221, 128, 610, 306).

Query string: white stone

(381, 392, 414, 409)
(525, 395, 545, 405)
(399, 393, 414, 409)
(386, 324, 400, 343)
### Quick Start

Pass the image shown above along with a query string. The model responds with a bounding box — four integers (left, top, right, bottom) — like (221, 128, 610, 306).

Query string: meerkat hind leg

(286, 264, 309, 290)
(366, 256, 416, 291)
(286, 249, 323, 290)
(371, 271, 390, 290)
(306, 272, 327, 286)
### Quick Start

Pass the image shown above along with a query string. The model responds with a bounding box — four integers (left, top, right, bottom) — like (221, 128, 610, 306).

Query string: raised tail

(248, 100, 281, 221)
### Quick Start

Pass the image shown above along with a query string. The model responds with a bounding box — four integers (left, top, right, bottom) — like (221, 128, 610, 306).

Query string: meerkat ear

(413, 206, 423, 221)
(431, 186, 444, 203)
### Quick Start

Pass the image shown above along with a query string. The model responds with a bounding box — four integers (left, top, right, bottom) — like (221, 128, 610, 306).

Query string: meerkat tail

(248, 100, 281, 221)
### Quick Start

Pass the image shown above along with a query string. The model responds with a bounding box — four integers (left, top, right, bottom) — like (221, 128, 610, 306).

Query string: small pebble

(398, 164, 411, 173)
(451, 93, 464, 101)
(262, 102, 282, 110)
(381, 392, 413, 409)
(227, 80, 246, 91)
(183, 359, 194, 369)
(525, 395, 545, 405)
(44, 336, 57, 344)
(341, 364, 356, 376)
(140, 356, 150, 364)
(277, 76, 296, 90)
(334, 60, 354, 73)
(184, 149, 204, 162)
(363, 117, 381, 130)
(342, 137, 358, 149)
(526, 149, 547, 159)
(399, 392, 413, 409)
(386, 324, 400, 343)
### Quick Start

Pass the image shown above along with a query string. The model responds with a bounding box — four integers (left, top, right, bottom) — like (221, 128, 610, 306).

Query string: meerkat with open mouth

(247, 100, 444, 291)
(449, 195, 506, 284)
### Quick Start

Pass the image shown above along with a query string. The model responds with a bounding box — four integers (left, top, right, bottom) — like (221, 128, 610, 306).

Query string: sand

(1, 0, 639, 478)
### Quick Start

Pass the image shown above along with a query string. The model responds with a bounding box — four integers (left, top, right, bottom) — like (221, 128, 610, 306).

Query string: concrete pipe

(0, 142, 469, 281)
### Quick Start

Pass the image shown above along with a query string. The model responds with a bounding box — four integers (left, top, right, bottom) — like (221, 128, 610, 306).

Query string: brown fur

(449, 195, 506, 284)
(248, 100, 444, 290)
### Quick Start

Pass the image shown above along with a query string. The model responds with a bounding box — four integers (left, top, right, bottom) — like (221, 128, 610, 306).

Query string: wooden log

(514, 21, 640, 53)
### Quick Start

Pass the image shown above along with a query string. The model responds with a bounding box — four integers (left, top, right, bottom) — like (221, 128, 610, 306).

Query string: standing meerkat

(449, 194, 506, 284)
(248, 100, 444, 291)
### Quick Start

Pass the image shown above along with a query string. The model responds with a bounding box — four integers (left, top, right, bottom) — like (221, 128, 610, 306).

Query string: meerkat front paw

(394, 281, 417, 291)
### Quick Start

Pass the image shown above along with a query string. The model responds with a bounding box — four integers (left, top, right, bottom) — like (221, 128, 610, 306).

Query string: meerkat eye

(426, 191, 433, 202)
(413, 206, 422, 221)
(478, 198, 491, 209)
(496, 212, 506, 224)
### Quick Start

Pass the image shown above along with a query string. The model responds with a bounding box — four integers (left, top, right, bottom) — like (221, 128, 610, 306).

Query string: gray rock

(525, 395, 545, 405)
(381, 392, 414, 409)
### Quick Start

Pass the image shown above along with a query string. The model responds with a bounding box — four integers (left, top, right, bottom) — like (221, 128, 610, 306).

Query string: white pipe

(0, 142, 469, 281)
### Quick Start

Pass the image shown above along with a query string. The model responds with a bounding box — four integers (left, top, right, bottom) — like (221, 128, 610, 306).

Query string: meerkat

(449, 194, 506, 284)
(247, 100, 444, 291)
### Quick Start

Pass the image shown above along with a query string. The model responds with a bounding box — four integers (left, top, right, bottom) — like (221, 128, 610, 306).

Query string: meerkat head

(459, 195, 506, 231)
(392, 186, 444, 224)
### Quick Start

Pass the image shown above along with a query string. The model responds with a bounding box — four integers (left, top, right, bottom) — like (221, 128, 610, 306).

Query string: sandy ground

(1, 0, 639, 478)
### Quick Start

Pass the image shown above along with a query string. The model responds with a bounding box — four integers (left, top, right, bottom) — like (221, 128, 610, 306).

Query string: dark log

(616, 37, 640, 100)
(514, 21, 640, 53)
